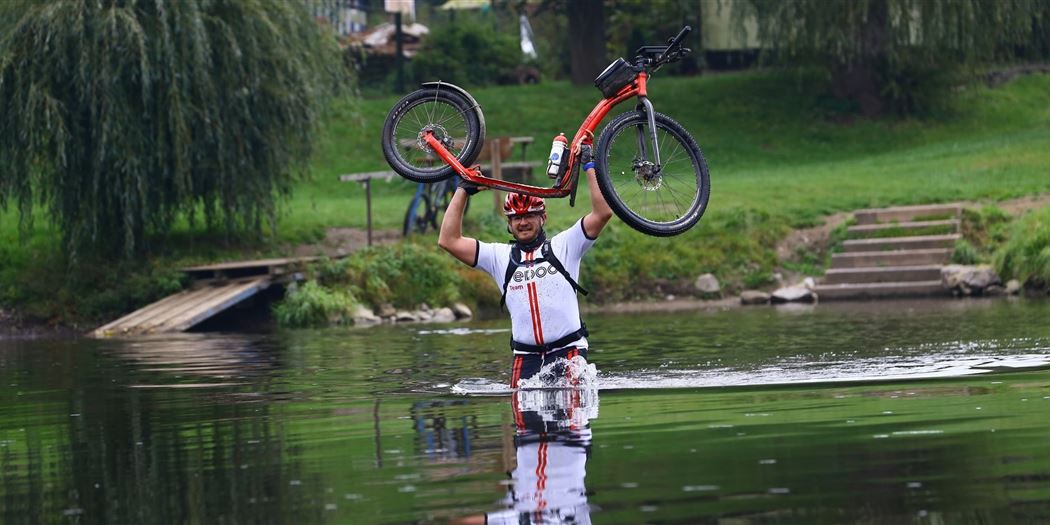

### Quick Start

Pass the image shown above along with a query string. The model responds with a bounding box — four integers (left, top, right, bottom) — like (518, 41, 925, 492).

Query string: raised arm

(581, 145, 613, 239)
(438, 186, 480, 266)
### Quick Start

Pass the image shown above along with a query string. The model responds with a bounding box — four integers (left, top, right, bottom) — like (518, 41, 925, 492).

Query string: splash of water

(517, 355, 599, 390)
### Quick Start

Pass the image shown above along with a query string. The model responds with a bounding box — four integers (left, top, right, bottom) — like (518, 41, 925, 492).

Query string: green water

(3, 298, 1050, 524)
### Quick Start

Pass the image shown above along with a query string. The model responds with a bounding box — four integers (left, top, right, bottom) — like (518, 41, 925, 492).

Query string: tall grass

(994, 207, 1050, 287)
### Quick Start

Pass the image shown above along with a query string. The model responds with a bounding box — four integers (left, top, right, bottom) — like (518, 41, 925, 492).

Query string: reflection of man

(454, 390, 598, 525)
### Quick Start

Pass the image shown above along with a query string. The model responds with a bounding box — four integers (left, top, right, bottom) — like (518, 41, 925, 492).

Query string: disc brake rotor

(417, 124, 453, 153)
(633, 160, 663, 191)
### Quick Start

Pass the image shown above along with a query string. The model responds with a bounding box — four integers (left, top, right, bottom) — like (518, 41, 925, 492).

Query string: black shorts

(510, 346, 588, 388)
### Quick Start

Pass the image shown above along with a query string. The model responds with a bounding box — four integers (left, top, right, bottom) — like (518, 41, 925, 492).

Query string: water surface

(3, 298, 1050, 524)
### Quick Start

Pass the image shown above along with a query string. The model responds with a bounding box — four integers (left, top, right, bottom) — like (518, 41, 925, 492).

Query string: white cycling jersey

(475, 218, 596, 352)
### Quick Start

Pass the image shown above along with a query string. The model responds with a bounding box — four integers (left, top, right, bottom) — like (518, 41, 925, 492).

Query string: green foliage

(994, 207, 1050, 287)
(586, 208, 785, 301)
(960, 205, 1013, 257)
(0, 0, 347, 258)
(0, 240, 185, 323)
(605, 0, 702, 74)
(411, 19, 520, 87)
(273, 281, 355, 328)
(736, 0, 1049, 116)
(952, 239, 980, 265)
(320, 243, 464, 308)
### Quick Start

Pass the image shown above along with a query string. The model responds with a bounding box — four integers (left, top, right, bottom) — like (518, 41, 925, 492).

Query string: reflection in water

(451, 389, 599, 525)
(105, 333, 279, 388)
(5, 299, 1050, 523)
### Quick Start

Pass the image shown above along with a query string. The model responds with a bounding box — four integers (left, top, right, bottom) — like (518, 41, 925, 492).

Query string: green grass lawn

(3, 69, 1049, 322)
(289, 70, 1050, 239)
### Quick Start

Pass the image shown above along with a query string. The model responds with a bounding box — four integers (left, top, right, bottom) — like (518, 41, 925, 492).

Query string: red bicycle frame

(422, 73, 651, 199)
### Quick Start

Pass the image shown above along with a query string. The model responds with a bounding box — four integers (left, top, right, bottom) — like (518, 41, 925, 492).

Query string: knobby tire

(382, 88, 485, 183)
(595, 110, 710, 237)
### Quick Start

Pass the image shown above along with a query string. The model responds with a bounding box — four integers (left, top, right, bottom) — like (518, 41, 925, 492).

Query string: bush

(320, 243, 464, 308)
(273, 281, 355, 328)
(961, 205, 1012, 252)
(411, 21, 521, 87)
(952, 239, 981, 265)
(994, 207, 1050, 288)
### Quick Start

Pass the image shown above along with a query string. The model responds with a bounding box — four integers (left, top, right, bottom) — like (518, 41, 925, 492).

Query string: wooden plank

(123, 285, 240, 334)
(181, 256, 322, 273)
(107, 287, 231, 334)
(93, 290, 199, 336)
(150, 279, 270, 333)
(339, 171, 397, 183)
(92, 277, 271, 337)
(853, 203, 962, 225)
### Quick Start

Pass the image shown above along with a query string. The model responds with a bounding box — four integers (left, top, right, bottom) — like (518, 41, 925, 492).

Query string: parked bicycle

(403, 175, 468, 237)
(382, 26, 709, 237)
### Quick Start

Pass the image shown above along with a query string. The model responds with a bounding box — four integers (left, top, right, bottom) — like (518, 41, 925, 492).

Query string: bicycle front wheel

(595, 110, 710, 237)
(383, 87, 485, 183)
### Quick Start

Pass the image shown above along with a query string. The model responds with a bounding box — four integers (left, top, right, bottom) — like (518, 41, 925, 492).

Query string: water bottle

(546, 133, 568, 178)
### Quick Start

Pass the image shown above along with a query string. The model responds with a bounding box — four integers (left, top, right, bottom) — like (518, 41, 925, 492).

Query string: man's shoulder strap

(499, 245, 523, 310)
(542, 240, 588, 297)
(499, 240, 589, 311)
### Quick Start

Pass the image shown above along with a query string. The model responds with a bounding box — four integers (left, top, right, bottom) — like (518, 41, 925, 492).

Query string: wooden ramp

(92, 256, 322, 338)
(93, 278, 271, 337)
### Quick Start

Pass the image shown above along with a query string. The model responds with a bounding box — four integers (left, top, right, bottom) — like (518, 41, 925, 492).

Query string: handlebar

(635, 26, 692, 71)
(667, 26, 691, 50)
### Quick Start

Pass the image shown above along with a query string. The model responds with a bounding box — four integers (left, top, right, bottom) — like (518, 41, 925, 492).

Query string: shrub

(321, 243, 464, 308)
(273, 281, 355, 328)
(994, 207, 1050, 288)
(411, 21, 521, 87)
(961, 205, 1012, 254)
(951, 239, 980, 265)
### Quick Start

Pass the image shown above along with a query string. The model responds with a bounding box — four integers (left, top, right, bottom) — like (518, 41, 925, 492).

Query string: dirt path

(290, 227, 403, 257)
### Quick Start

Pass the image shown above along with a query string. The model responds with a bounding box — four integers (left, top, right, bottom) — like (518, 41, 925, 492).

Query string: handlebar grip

(668, 26, 692, 48)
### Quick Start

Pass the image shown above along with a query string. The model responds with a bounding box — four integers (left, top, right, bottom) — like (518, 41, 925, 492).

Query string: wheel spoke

(600, 114, 706, 227)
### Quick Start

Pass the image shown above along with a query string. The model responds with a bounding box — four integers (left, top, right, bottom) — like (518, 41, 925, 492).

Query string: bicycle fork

(636, 97, 661, 169)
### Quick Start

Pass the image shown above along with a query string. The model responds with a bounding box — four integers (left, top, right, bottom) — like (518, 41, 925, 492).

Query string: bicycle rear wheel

(595, 110, 710, 237)
(403, 189, 432, 237)
(383, 87, 485, 183)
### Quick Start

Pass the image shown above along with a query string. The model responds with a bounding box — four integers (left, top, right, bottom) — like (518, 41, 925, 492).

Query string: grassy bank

(3, 70, 1050, 325)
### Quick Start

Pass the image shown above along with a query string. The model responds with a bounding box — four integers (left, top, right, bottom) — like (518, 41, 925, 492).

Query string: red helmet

(503, 193, 545, 216)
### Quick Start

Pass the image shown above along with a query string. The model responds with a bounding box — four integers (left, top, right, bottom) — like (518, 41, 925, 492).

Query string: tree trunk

(830, 0, 890, 117)
(567, 0, 606, 86)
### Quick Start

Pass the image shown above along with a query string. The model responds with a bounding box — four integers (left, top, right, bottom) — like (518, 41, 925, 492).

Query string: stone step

(830, 248, 953, 269)
(847, 219, 959, 238)
(813, 280, 949, 300)
(853, 203, 962, 225)
(822, 265, 943, 284)
(842, 234, 961, 253)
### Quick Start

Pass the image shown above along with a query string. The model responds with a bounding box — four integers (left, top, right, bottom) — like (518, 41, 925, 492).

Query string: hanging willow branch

(733, 0, 1049, 115)
(0, 0, 347, 257)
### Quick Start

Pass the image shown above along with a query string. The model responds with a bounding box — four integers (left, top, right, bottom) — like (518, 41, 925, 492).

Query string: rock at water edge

(771, 285, 816, 304)
(351, 305, 382, 326)
(740, 290, 771, 305)
(694, 273, 721, 294)
(430, 307, 456, 323)
(452, 303, 473, 319)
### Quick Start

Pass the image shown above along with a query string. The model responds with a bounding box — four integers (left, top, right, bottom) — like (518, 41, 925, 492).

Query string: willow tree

(0, 0, 346, 257)
(735, 0, 1048, 116)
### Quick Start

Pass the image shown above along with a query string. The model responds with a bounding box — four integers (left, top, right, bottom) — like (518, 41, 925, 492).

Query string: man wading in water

(438, 146, 613, 388)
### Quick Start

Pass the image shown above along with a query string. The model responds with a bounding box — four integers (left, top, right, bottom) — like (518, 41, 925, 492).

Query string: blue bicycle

(403, 175, 468, 237)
